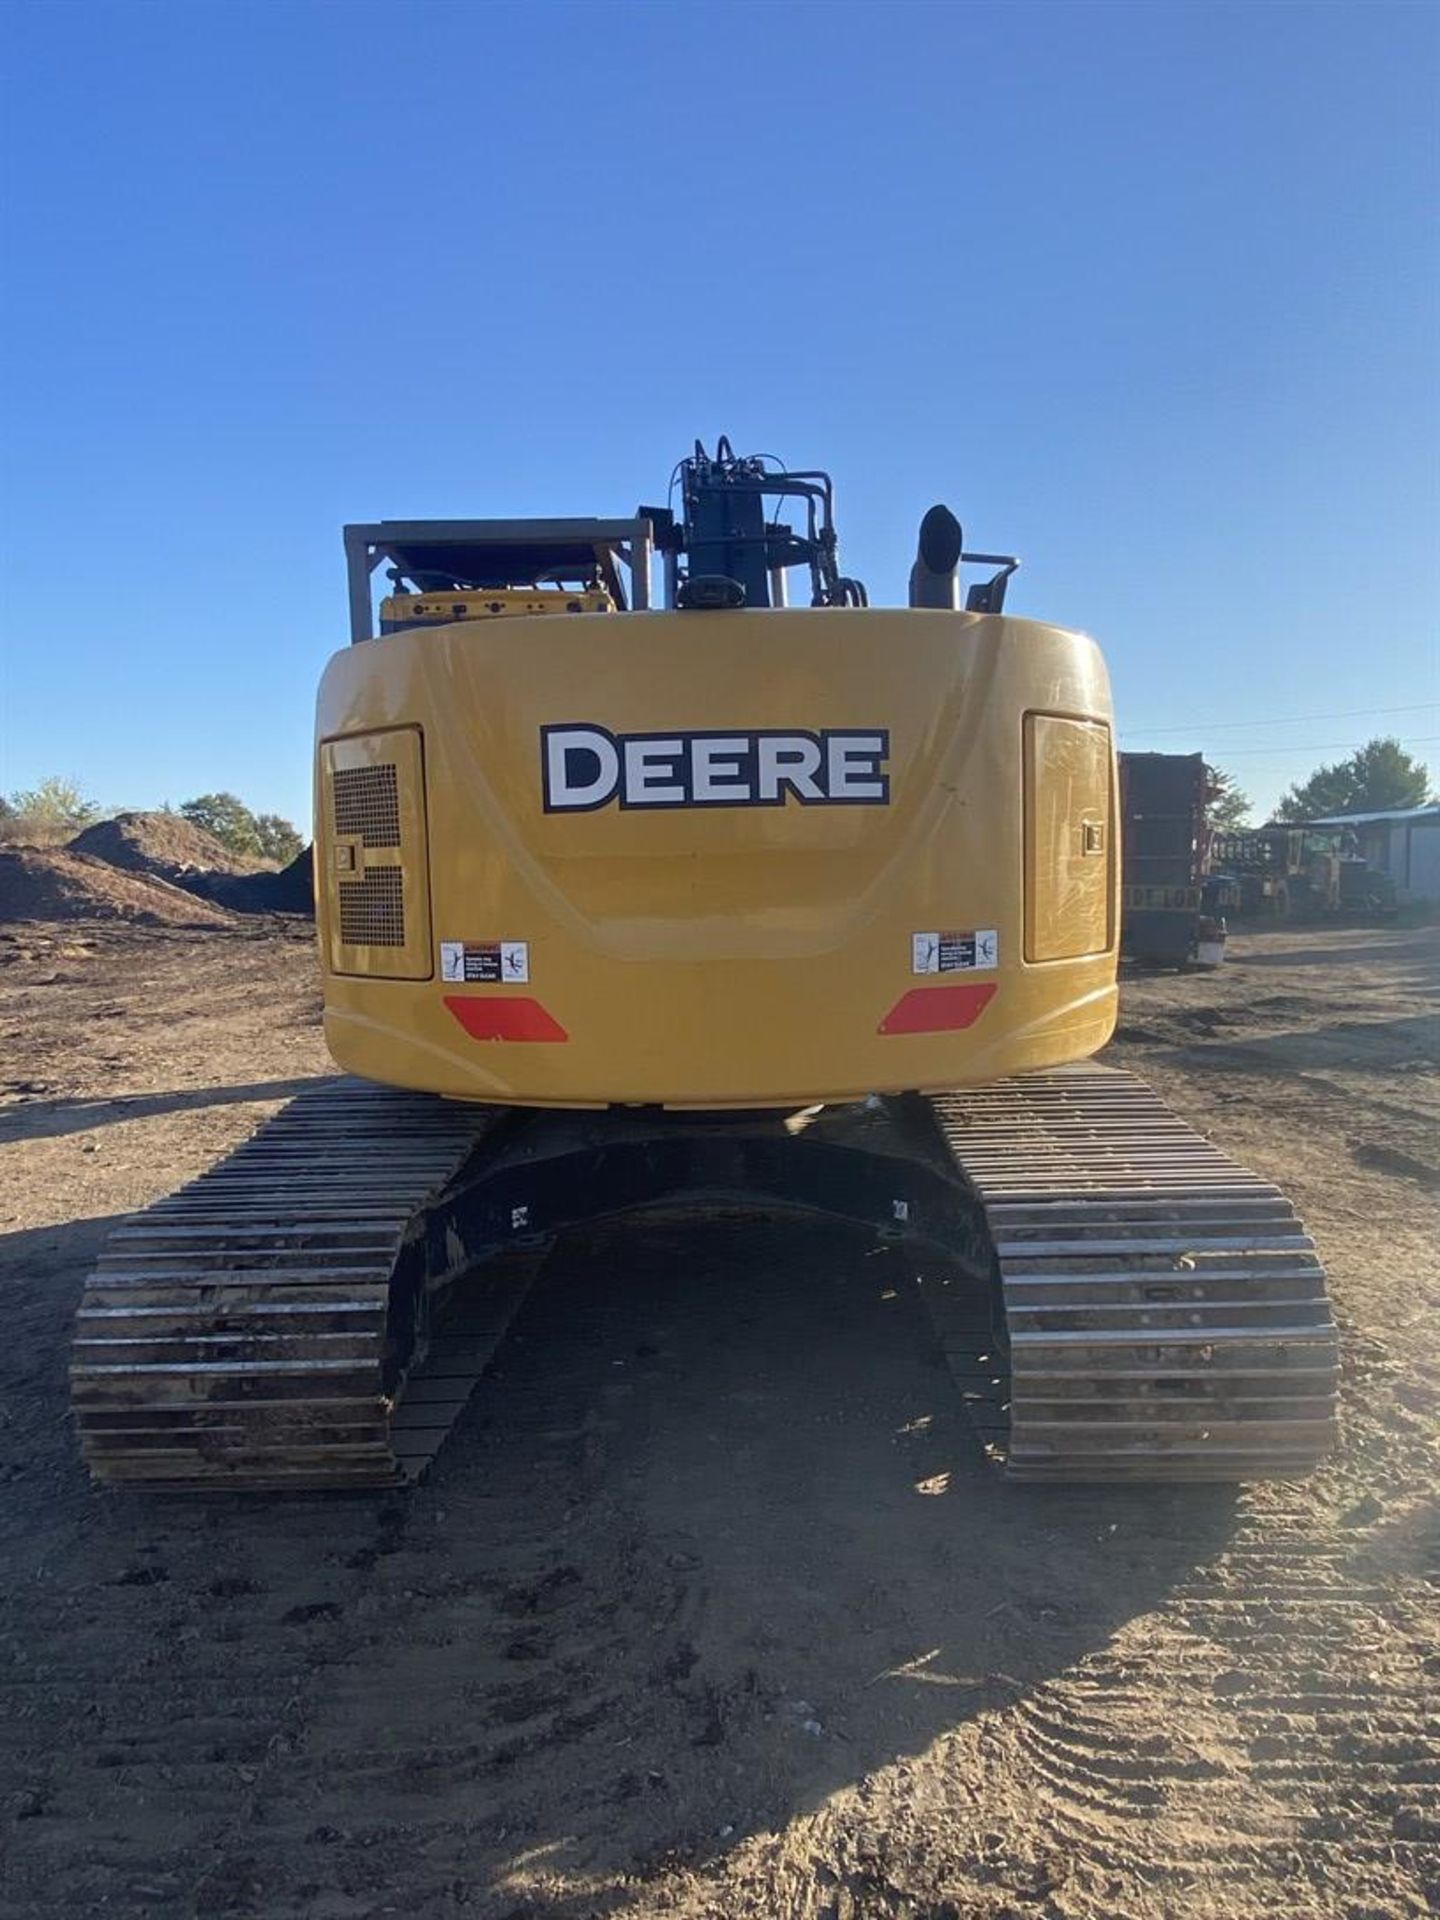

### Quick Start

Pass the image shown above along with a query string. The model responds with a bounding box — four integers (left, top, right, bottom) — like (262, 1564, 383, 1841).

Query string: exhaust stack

(909, 504, 963, 609)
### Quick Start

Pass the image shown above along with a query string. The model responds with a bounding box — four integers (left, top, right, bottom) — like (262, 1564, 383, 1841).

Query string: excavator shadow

(233, 1213, 1244, 1912)
(0, 1076, 326, 1143)
(3, 1205, 1245, 1916)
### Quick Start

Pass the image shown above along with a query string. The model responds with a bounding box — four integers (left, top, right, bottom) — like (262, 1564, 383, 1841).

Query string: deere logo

(542, 725, 890, 812)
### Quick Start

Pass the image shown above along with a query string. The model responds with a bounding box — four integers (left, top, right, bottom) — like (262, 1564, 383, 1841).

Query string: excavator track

(72, 1063, 1339, 1493)
(70, 1079, 533, 1491)
(920, 1062, 1340, 1481)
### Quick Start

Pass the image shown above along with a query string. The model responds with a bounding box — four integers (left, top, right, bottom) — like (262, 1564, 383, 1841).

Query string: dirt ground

(1, 920, 1436, 1920)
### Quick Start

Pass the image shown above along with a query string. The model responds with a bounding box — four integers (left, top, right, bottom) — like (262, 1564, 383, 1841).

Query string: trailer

(1119, 752, 1227, 967)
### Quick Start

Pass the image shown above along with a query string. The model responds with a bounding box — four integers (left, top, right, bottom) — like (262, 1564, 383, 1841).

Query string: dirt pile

(184, 844, 314, 914)
(0, 847, 236, 927)
(65, 812, 314, 917)
(68, 811, 264, 882)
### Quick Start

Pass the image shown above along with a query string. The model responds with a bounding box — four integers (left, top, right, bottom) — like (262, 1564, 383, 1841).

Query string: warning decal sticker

(912, 929, 998, 975)
(439, 940, 530, 985)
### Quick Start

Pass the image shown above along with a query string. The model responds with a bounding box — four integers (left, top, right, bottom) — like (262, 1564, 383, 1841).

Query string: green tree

(4, 776, 102, 843)
(1273, 737, 1432, 822)
(179, 792, 263, 857)
(1205, 767, 1251, 831)
(254, 812, 305, 864)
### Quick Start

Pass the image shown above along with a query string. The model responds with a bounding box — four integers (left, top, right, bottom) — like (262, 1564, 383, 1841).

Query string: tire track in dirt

(1003, 1399, 1440, 1920)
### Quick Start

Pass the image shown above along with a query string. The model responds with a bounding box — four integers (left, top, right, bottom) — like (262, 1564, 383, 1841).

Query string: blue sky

(2, 0, 1435, 829)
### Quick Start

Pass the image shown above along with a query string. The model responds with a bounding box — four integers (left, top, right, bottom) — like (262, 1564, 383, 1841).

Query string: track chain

(923, 1062, 1340, 1480)
(70, 1078, 528, 1490)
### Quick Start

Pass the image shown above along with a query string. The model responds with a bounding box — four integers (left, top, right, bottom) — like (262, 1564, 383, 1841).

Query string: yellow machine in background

(72, 441, 1338, 1492)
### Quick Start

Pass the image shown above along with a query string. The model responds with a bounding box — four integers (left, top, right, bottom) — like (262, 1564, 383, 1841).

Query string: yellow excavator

(71, 441, 1339, 1488)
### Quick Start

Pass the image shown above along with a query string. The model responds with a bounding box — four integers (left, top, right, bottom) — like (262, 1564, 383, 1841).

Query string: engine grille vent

(338, 867, 405, 946)
(332, 763, 401, 847)
(321, 729, 429, 978)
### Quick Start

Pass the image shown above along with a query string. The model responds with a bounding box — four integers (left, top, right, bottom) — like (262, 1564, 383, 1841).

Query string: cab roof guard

(343, 517, 655, 642)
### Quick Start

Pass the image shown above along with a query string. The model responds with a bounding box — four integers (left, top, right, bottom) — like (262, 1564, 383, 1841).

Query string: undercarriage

(72, 1065, 1339, 1490)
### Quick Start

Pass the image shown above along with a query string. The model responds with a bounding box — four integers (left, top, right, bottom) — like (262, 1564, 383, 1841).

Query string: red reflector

(878, 983, 996, 1035)
(443, 995, 568, 1043)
